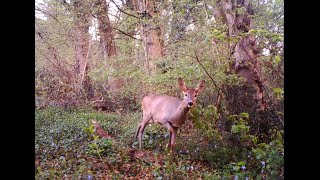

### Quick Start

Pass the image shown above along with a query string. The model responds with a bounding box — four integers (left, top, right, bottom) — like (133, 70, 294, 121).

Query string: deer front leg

(164, 122, 173, 148)
(170, 127, 178, 151)
(168, 127, 178, 160)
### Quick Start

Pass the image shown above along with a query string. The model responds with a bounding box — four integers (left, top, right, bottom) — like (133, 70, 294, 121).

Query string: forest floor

(35, 107, 271, 179)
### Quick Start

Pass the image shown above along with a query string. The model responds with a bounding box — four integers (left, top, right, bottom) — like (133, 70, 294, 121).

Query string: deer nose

(188, 102, 193, 106)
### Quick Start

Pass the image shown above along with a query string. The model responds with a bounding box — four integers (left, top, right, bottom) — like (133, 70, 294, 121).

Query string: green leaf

(233, 166, 240, 171)
(271, 33, 283, 42)
(231, 125, 240, 133)
(272, 87, 284, 99)
(93, 135, 99, 141)
(258, 143, 267, 148)
(249, 135, 258, 144)
(228, 115, 238, 122)
(240, 112, 249, 120)
(237, 161, 246, 166)
(271, 170, 278, 177)
(274, 55, 281, 64)
(256, 154, 263, 160)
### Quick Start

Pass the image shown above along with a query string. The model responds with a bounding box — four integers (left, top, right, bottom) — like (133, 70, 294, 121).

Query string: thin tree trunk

(95, 0, 117, 63)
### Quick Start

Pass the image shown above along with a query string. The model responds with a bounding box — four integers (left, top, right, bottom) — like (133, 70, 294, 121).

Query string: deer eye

(185, 94, 187, 96)
(194, 95, 197, 97)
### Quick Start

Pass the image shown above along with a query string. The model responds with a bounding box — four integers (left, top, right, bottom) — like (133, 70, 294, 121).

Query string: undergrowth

(35, 107, 283, 179)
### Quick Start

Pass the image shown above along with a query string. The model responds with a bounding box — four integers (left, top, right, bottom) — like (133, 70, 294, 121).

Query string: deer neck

(176, 100, 191, 116)
(168, 100, 190, 127)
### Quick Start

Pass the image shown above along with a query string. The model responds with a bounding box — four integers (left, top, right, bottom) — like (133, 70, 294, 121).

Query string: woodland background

(35, 0, 284, 179)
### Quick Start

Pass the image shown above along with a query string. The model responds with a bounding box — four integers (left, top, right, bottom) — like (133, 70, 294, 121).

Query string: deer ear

(195, 80, 205, 94)
(178, 78, 187, 91)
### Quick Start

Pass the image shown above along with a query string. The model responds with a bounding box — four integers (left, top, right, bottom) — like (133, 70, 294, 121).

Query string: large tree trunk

(73, 0, 94, 99)
(95, 0, 117, 62)
(133, 0, 164, 75)
(215, 0, 266, 112)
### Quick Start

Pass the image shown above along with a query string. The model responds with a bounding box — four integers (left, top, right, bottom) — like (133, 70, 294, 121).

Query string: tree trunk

(95, 0, 117, 62)
(133, 0, 164, 75)
(73, 0, 94, 99)
(215, 0, 266, 111)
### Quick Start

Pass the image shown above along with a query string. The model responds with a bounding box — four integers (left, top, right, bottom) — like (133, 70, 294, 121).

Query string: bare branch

(193, 51, 220, 96)
(35, 45, 72, 77)
(115, 27, 140, 40)
(81, 39, 92, 85)
(35, 7, 59, 22)
(90, 12, 141, 41)
(109, 0, 140, 19)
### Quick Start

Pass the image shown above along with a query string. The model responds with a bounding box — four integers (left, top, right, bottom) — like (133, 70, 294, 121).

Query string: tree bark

(95, 0, 117, 62)
(132, 0, 164, 75)
(215, 0, 266, 111)
(73, 0, 94, 99)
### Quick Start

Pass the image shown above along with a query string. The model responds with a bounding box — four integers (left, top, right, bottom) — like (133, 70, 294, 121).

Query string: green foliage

(212, 29, 227, 41)
(86, 136, 114, 158)
(36, 106, 283, 179)
(274, 55, 281, 65)
(272, 87, 284, 100)
(83, 124, 115, 158)
(228, 112, 250, 142)
(35, 107, 123, 178)
(35, 0, 283, 178)
(252, 129, 284, 179)
(191, 105, 220, 139)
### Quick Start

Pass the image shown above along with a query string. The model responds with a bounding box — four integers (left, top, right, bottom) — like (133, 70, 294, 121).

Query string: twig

(192, 51, 226, 110)
(109, 0, 140, 19)
(35, 45, 65, 75)
(116, 27, 140, 41)
(35, 39, 72, 78)
(35, 7, 59, 22)
(193, 51, 220, 96)
(239, 42, 255, 62)
(92, 41, 103, 56)
(90, 12, 141, 41)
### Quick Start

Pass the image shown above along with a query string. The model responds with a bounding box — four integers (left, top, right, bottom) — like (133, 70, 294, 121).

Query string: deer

(133, 78, 205, 151)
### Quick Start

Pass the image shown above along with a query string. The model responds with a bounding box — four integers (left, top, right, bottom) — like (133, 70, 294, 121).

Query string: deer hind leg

(166, 131, 172, 148)
(133, 122, 141, 145)
(137, 115, 151, 149)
